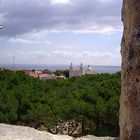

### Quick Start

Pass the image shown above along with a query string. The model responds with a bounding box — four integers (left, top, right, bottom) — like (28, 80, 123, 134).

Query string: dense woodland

(0, 70, 121, 137)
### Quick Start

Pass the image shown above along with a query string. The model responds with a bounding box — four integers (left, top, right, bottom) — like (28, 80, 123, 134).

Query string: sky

(0, 0, 123, 66)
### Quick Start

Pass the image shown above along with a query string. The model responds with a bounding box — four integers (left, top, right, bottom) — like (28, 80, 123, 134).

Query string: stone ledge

(0, 123, 119, 140)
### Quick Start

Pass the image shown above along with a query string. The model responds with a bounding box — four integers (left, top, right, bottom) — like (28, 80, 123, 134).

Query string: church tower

(69, 62, 73, 78)
(69, 62, 73, 70)
(80, 63, 83, 70)
(80, 63, 84, 75)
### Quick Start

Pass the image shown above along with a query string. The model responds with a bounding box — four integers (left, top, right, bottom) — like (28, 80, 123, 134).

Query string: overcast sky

(0, 0, 123, 66)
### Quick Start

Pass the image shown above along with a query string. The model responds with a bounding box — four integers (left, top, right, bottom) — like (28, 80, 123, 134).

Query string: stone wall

(120, 0, 140, 139)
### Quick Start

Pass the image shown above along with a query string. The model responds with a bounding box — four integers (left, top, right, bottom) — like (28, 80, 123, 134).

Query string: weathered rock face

(120, 0, 140, 139)
(0, 123, 118, 140)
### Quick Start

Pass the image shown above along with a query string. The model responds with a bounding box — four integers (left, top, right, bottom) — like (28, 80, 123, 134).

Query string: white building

(69, 63, 96, 78)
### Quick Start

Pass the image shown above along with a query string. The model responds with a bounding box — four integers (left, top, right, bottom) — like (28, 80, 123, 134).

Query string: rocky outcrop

(0, 123, 118, 140)
(120, 0, 140, 139)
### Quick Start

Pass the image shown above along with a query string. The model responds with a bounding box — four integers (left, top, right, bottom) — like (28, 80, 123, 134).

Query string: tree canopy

(0, 70, 121, 137)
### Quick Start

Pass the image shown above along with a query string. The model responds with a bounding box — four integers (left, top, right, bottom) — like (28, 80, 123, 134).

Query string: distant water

(0, 64, 121, 73)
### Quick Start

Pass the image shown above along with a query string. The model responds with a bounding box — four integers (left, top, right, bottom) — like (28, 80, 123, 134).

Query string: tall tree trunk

(120, 0, 140, 139)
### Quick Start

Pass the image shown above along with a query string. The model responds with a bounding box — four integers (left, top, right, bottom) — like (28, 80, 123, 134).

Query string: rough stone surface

(120, 0, 140, 140)
(0, 123, 118, 140)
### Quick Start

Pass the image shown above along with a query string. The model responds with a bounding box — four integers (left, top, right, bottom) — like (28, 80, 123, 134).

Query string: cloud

(0, 0, 122, 37)
(0, 50, 121, 65)
(48, 50, 120, 59)
(9, 38, 50, 44)
(8, 30, 51, 44)
(50, 0, 71, 5)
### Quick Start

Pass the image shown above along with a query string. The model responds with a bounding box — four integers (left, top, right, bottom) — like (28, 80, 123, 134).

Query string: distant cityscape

(0, 64, 121, 73)
(0, 63, 121, 80)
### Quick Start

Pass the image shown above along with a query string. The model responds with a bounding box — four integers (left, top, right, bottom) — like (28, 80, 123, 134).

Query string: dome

(87, 65, 92, 71)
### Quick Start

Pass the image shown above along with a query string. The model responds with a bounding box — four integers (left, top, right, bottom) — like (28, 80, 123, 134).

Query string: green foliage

(54, 69, 69, 78)
(0, 70, 120, 137)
